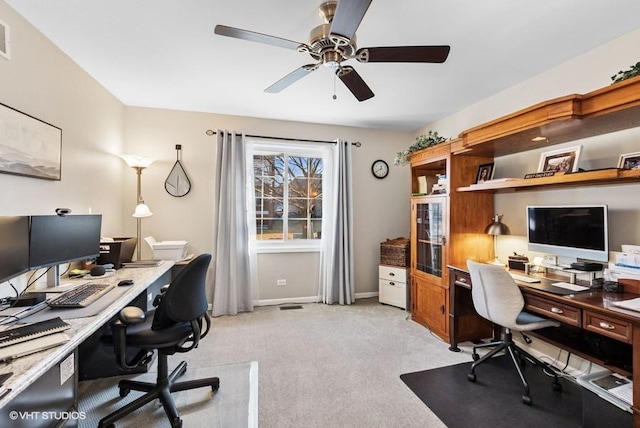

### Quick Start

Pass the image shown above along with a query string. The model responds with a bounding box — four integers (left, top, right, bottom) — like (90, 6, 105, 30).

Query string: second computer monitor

(29, 214, 102, 269)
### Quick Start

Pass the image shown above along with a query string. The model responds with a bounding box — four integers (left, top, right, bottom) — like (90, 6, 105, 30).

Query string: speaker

(90, 265, 106, 276)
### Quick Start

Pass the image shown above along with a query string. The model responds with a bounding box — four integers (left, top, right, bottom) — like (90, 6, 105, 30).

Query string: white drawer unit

(379, 265, 409, 309)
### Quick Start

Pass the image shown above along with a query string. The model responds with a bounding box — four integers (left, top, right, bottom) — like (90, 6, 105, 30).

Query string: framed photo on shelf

(538, 145, 581, 173)
(618, 151, 640, 170)
(0, 103, 62, 180)
(475, 162, 494, 184)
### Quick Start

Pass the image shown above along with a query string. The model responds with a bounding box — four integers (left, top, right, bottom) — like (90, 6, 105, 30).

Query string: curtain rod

(205, 129, 361, 147)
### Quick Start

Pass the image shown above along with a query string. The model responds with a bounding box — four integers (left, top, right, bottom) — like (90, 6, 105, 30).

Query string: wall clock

(371, 159, 389, 179)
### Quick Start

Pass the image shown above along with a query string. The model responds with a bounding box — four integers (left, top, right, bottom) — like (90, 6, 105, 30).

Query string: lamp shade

(121, 154, 155, 168)
(133, 202, 153, 218)
(485, 214, 510, 236)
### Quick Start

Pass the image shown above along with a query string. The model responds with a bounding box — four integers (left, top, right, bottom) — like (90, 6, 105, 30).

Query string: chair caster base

(522, 394, 532, 405)
(552, 381, 563, 392)
(467, 372, 476, 382)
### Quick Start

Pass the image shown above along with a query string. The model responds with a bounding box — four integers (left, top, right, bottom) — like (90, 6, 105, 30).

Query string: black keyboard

(48, 282, 115, 308)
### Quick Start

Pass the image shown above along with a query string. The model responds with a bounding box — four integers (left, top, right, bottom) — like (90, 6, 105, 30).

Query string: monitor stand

(46, 264, 62, 288)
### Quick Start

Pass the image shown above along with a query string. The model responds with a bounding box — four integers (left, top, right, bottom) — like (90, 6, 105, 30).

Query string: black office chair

(98, 253, 219, 428)
(466, 260, 563, 405)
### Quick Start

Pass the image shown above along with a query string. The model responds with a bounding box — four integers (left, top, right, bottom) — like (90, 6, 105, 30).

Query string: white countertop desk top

(0, 260, 174, 409)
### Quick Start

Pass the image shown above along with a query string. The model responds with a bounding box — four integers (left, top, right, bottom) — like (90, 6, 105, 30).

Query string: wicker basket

(380, 238, 410, 267)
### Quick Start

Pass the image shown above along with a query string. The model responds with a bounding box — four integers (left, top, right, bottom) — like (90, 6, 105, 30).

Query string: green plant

(611, 61, 640, 84)
(394, 130, 448, 166)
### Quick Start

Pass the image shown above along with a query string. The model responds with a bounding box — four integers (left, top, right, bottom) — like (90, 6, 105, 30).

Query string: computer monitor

(0, 216, 30, 284)
(527, 205, 608, 262)
(29, 214, 102, 269)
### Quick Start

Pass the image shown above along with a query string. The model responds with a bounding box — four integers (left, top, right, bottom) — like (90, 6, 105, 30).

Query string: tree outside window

(253, 153, 323, 241)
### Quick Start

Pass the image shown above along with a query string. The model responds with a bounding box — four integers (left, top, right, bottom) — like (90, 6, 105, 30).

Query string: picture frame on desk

(0, 103, 62, 180)
(538, 145, 581, 173)
(618, 151, 640, 170)
(475, 162, 494, 184)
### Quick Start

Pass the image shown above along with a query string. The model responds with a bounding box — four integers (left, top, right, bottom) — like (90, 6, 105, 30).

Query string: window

(249, 141, 327, 245)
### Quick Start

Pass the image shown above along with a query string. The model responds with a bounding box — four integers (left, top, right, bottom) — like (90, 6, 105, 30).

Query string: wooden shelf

(453, 76, 640, 157)
(457, 168, 640, 192)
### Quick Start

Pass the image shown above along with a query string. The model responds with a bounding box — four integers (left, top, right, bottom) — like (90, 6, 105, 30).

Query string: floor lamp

(485, 214, 510, 266)
(121, 154, 154, 261)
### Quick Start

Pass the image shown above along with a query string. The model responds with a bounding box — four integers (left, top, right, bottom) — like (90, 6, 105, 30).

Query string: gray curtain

(318, 140, 355, 304)
(212, 130, 253, 316)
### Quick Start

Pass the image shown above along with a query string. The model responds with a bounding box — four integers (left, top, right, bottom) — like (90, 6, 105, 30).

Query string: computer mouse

(118, 279, 134, 286)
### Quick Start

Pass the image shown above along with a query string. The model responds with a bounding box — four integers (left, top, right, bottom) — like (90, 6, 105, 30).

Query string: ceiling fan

(214, 0, 450, 101)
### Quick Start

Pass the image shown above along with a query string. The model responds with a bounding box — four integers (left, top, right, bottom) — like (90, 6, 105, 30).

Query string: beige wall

(416, 27, 640, 265)
(0, 2, 126, 293)
(123, 107, 412, 302)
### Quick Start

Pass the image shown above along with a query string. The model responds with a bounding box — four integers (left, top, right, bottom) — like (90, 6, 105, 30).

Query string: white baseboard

(355, 291, 378, 299)
(254, 292, 379, 307)
(255, 296, 319, 306)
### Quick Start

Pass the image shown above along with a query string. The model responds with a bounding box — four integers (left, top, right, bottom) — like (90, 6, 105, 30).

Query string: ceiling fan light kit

(214, 0, 450, 101)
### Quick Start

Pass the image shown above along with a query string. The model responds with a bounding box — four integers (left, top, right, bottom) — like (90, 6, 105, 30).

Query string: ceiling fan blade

(214, 25, 304, 51)
(357, 46, 451, 63)
(337, 66, 374, 102)
(265, 64, 320, 93)
(329, 0, 372, 40)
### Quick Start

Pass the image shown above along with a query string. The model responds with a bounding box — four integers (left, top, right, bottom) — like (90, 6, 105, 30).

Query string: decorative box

(380, 238, 410, 267)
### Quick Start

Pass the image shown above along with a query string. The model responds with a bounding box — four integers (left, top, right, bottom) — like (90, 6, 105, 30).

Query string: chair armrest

(118, 306, 146, 324)
(111, 306, 149, 370)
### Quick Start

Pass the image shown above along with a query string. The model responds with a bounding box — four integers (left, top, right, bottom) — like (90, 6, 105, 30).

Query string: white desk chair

(466, 259, 563, 405)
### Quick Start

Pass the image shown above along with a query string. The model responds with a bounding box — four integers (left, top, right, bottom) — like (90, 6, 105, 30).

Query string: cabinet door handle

(458, 277, 467, 283)
(389, 282, 395, 286)
(440, 304, 445, 314)
(598, 322, 615, 330)
(389, 272, 395, 277)
(550, 307, 564, 314)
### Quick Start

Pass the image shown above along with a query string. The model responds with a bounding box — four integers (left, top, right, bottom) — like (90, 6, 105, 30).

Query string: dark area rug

(401, 355, 582, 428)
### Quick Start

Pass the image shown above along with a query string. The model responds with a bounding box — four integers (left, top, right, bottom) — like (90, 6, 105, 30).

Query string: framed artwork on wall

(618, 151, 640, 170)
(537, 145, 581, 173)
(0, 103, 62, 180)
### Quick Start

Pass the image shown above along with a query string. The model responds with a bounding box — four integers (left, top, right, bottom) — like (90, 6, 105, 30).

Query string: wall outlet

(276, 279, 286, 286)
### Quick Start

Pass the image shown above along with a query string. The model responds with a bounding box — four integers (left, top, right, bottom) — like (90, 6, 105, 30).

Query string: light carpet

(78, 361, 258, 427)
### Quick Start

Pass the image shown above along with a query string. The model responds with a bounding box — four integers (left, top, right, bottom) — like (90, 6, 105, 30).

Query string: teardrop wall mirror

(165, 144, 192, 197)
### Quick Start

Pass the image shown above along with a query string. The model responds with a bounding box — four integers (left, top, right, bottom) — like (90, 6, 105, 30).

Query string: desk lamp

(485, 214, 510, 266)
(121, 154, 154, 260)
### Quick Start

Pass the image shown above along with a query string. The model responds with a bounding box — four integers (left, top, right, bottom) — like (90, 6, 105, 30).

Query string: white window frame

(246, 138, 332, 254)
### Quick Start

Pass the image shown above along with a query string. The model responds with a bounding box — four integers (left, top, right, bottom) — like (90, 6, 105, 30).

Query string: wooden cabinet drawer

(583, 311, 632, 344)
(524, 294, 581, 327)
(379, 266, 408, 282)
(451, 270, 471, 289)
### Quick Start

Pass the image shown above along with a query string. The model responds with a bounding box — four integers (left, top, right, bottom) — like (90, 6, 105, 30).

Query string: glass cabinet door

(414, 199, 445, 279)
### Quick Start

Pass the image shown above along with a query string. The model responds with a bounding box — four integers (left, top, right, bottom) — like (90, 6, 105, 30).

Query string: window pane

(289, 177, 309, 198)
(252, 150, 324, 243)
(288, 219, 308, 240)
(311, 220, 322, 239)
(310, 198, 322, 218)
(288, 199, 307, 218)
(255, 219, 283, 240)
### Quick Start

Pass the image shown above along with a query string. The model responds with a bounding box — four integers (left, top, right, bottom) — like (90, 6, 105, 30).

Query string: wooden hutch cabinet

(409, 141, 494, 341)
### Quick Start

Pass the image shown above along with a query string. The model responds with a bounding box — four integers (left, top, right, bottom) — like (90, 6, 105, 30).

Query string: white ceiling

(7, 0, 640, 132)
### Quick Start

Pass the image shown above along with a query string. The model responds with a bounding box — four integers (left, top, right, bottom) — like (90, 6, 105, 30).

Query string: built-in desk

(448, 265, 640, 427)
(0, 261, 173, 427)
